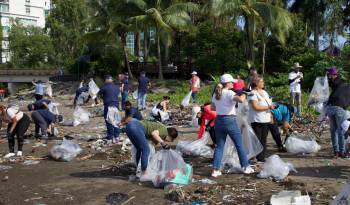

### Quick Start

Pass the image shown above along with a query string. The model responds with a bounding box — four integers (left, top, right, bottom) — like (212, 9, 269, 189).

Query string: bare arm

(151, 130, 164, 144)
(250, 100, 274, 111)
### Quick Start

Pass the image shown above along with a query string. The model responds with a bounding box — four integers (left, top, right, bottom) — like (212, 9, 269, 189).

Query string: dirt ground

(0, 89, 349, 205)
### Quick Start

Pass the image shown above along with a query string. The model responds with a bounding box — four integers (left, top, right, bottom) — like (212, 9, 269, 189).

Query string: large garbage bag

(44, 83, 53, 98)
(308, 76, 329, 113)
(191, 106, 201, 127)
(140, 149, 192, 187)
(151, 105, 170, 122)
(258, 155, 297, 180)
(181, 91, 192, 107)
(285, 136, 321, 154)
(73, 106, 90, 126)
(133, 89, 138, 100)
(50, 139, 82, 162)
(131, 143, 156, 177)
(176, 131, 213, 157)
(88, 79, 100, 99)
(106, 107, 122, 128)
(77, 92, 89, 106)
(48, 102, 60, 115)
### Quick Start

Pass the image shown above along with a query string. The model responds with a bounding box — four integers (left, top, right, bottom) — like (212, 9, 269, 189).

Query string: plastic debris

(50, 139, 82, 162)
(106, 192, 129, 205)
(181, 91, 192, 107)
(198, 178, 217, 185)
(73, 106, 90, 126)
(88, 79, 100, 100)
(270, 190, 311, 205)
(0, 165, 12, 171)
(285, 136, 321, 154)
(23, 160, 40, 165)
(308, 76, 329, 115)
(132, 89, 138, 100)
(176, 131, 213, 157)
(258, 155, 297, 180)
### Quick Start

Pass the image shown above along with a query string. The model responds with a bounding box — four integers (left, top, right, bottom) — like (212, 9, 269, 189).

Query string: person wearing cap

(28, 99, 51, 111)
(248, 76, 275, 162)
(190, 71, 200, 103)
(269, 102, 296, 152)
(326, 67, 350, 158)
(31, 109, 63, 141)
(0, 104, 30, 158)
(288, 63, 303, 117)
(99, 75, 121, 143)
(137, 71, 151, 110)
(32, 80, 44, 101)
(119, 73, 129, 110)
(211, 73, 254, 178)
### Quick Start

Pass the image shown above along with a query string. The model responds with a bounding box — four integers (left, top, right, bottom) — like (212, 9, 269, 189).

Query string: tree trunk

(157, 31, 163, 80)
(165, 44, 169, 63)
(262, 40, 266, 75)
(134, 31, 141, 60)
(144, 30, 149, 62)
(245, 16, 255, 65)
(121, 34, 133, 79)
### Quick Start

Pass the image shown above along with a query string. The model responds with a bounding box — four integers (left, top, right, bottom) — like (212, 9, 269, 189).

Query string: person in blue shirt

(32, 80, 44, 101)
(125, 101, 143, 121)
(120, 73, 129, 110)
(269, 102, 296, 152)
(31, 109, 63, 141)
(28, 99, 51, 111)
(137, 71, 151, 110)
(73, 84, 89, 107)
(99, 75, 120, 143)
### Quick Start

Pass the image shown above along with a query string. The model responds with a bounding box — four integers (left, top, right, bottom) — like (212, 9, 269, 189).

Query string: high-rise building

(0, 0, 51, 62)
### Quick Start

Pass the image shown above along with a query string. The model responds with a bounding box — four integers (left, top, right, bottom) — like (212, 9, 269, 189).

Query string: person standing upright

(190, 71, 200, 103)
(138, 71, 150, 110)
(120, 73, 129, 110)
(99, 75, 120, 143)
(288, 63, 303, 117)
(32, 80, 44, 101)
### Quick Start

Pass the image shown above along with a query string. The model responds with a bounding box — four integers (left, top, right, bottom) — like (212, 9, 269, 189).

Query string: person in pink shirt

(197, 103, 217, 146)
(190, 71, 200, 103)
(233, 75, 245, 94)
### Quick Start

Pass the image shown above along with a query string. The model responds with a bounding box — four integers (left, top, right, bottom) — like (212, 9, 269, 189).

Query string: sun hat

(292, 62, 303, 69)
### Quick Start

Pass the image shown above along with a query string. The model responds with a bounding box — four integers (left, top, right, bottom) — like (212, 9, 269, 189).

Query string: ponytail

(215, 83, 224, 100)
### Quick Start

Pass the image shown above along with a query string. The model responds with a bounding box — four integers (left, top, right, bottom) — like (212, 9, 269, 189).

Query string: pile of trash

(176, 132, 213, 157)
(50, 139, 82, 162)
(258, 155, 297, 181)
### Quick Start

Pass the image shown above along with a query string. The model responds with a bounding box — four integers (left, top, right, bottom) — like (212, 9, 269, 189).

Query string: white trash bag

(181, 91, 192, 107)
(258, 155, 297, 180)
(48, 102, 60, 115)
(133, 89, 138, 100)
(285, 136, 321, 154)
(73, 106, 90, 126)
(50, 139, 82, 162)
(308, 76, 329, 113)
(140, 149, 191, 187)
(77, 92, 89, 105)
(44, 83, 53, 98)
(176, 131, 213, 157)
(191, 106, 201, 127)
(88, 79, 100, 99)
(131, 143, 155, 177)
(106, 107, 121, 127)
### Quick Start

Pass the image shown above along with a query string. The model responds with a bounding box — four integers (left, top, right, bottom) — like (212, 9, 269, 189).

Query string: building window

(0, 4, 9, 12)
(25, 0, 30, 3)
(26, 7, 30, 14)
(126, 32, 135, 55)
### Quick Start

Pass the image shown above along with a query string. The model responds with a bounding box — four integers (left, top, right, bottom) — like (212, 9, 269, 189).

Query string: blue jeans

(121, 92, 128, 110)
(290, 92, 301, 116)
(104, 105, 120, 140)
(327, 106, 347, 153)
(213, 115, 249, 169)
(191, 92, 198, 103)
(125, 119, 150, 171)
(138, 92, 147, 109)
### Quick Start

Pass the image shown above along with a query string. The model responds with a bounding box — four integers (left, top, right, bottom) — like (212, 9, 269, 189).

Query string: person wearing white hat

(288, 63, 303, 117)
(190, 71, 200, 103)
(211, 74, 254, 177)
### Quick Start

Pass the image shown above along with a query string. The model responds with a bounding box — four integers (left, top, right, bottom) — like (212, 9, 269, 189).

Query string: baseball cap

(220, 74, 237, 83)
(326, 67, 337, 76)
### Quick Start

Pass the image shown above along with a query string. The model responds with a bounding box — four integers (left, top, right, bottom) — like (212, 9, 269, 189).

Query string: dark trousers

(267, 123, 284, 148)
(208, 126, 216, 145)
(251, 122, 270, 162)
(104, 105, 120, 140)
(35, 94, 43, 101)
(7, 114, 30, 152)
(31, 111, 48, 139)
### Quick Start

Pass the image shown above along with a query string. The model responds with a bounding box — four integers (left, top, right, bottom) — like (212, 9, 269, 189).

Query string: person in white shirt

(248, 76, 275, 162)
(0, 105, 30, 158)
(211, 74, 255, 178)
(288, 63, 303, 117)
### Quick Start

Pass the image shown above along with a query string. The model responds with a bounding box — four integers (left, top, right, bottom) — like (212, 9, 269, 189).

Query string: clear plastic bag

(131, 143, 155, 177)
(73, 106, 90, 126)
(88, 79, 100, 99)
(285, 136, 321, 154)
(48, 102, 60, 115)
(181, 91, 192, 107)
(191, 106, 201, 127)
(77, 92, 89, 105)
(308, 76, 329, 113)
(106, 107, 121, 127)
(176, 131, 213, 157)
(258, 155, 297, 180)
(44, 83, 53, 97)
(50, 139, 82, 162)
(140, 149, 191, 187)
(133, 89, 138, 100)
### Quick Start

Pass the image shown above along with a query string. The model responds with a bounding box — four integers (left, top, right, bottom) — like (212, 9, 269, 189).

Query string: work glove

(160, 142, 170, 149)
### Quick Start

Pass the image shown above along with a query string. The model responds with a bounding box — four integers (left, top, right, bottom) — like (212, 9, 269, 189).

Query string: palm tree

(130, 0, 198, 79)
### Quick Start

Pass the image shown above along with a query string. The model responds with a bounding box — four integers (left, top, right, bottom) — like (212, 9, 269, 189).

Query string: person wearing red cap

(326, 66, 350, 158)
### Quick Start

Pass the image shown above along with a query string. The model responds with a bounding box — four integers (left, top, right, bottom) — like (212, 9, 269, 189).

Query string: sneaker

(211, 170, 222, 178)
(16, 151, 22, 157)
(243, 166, 255, 174)
(340, 152, 350, 159)
(4, 153, 15, 158)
